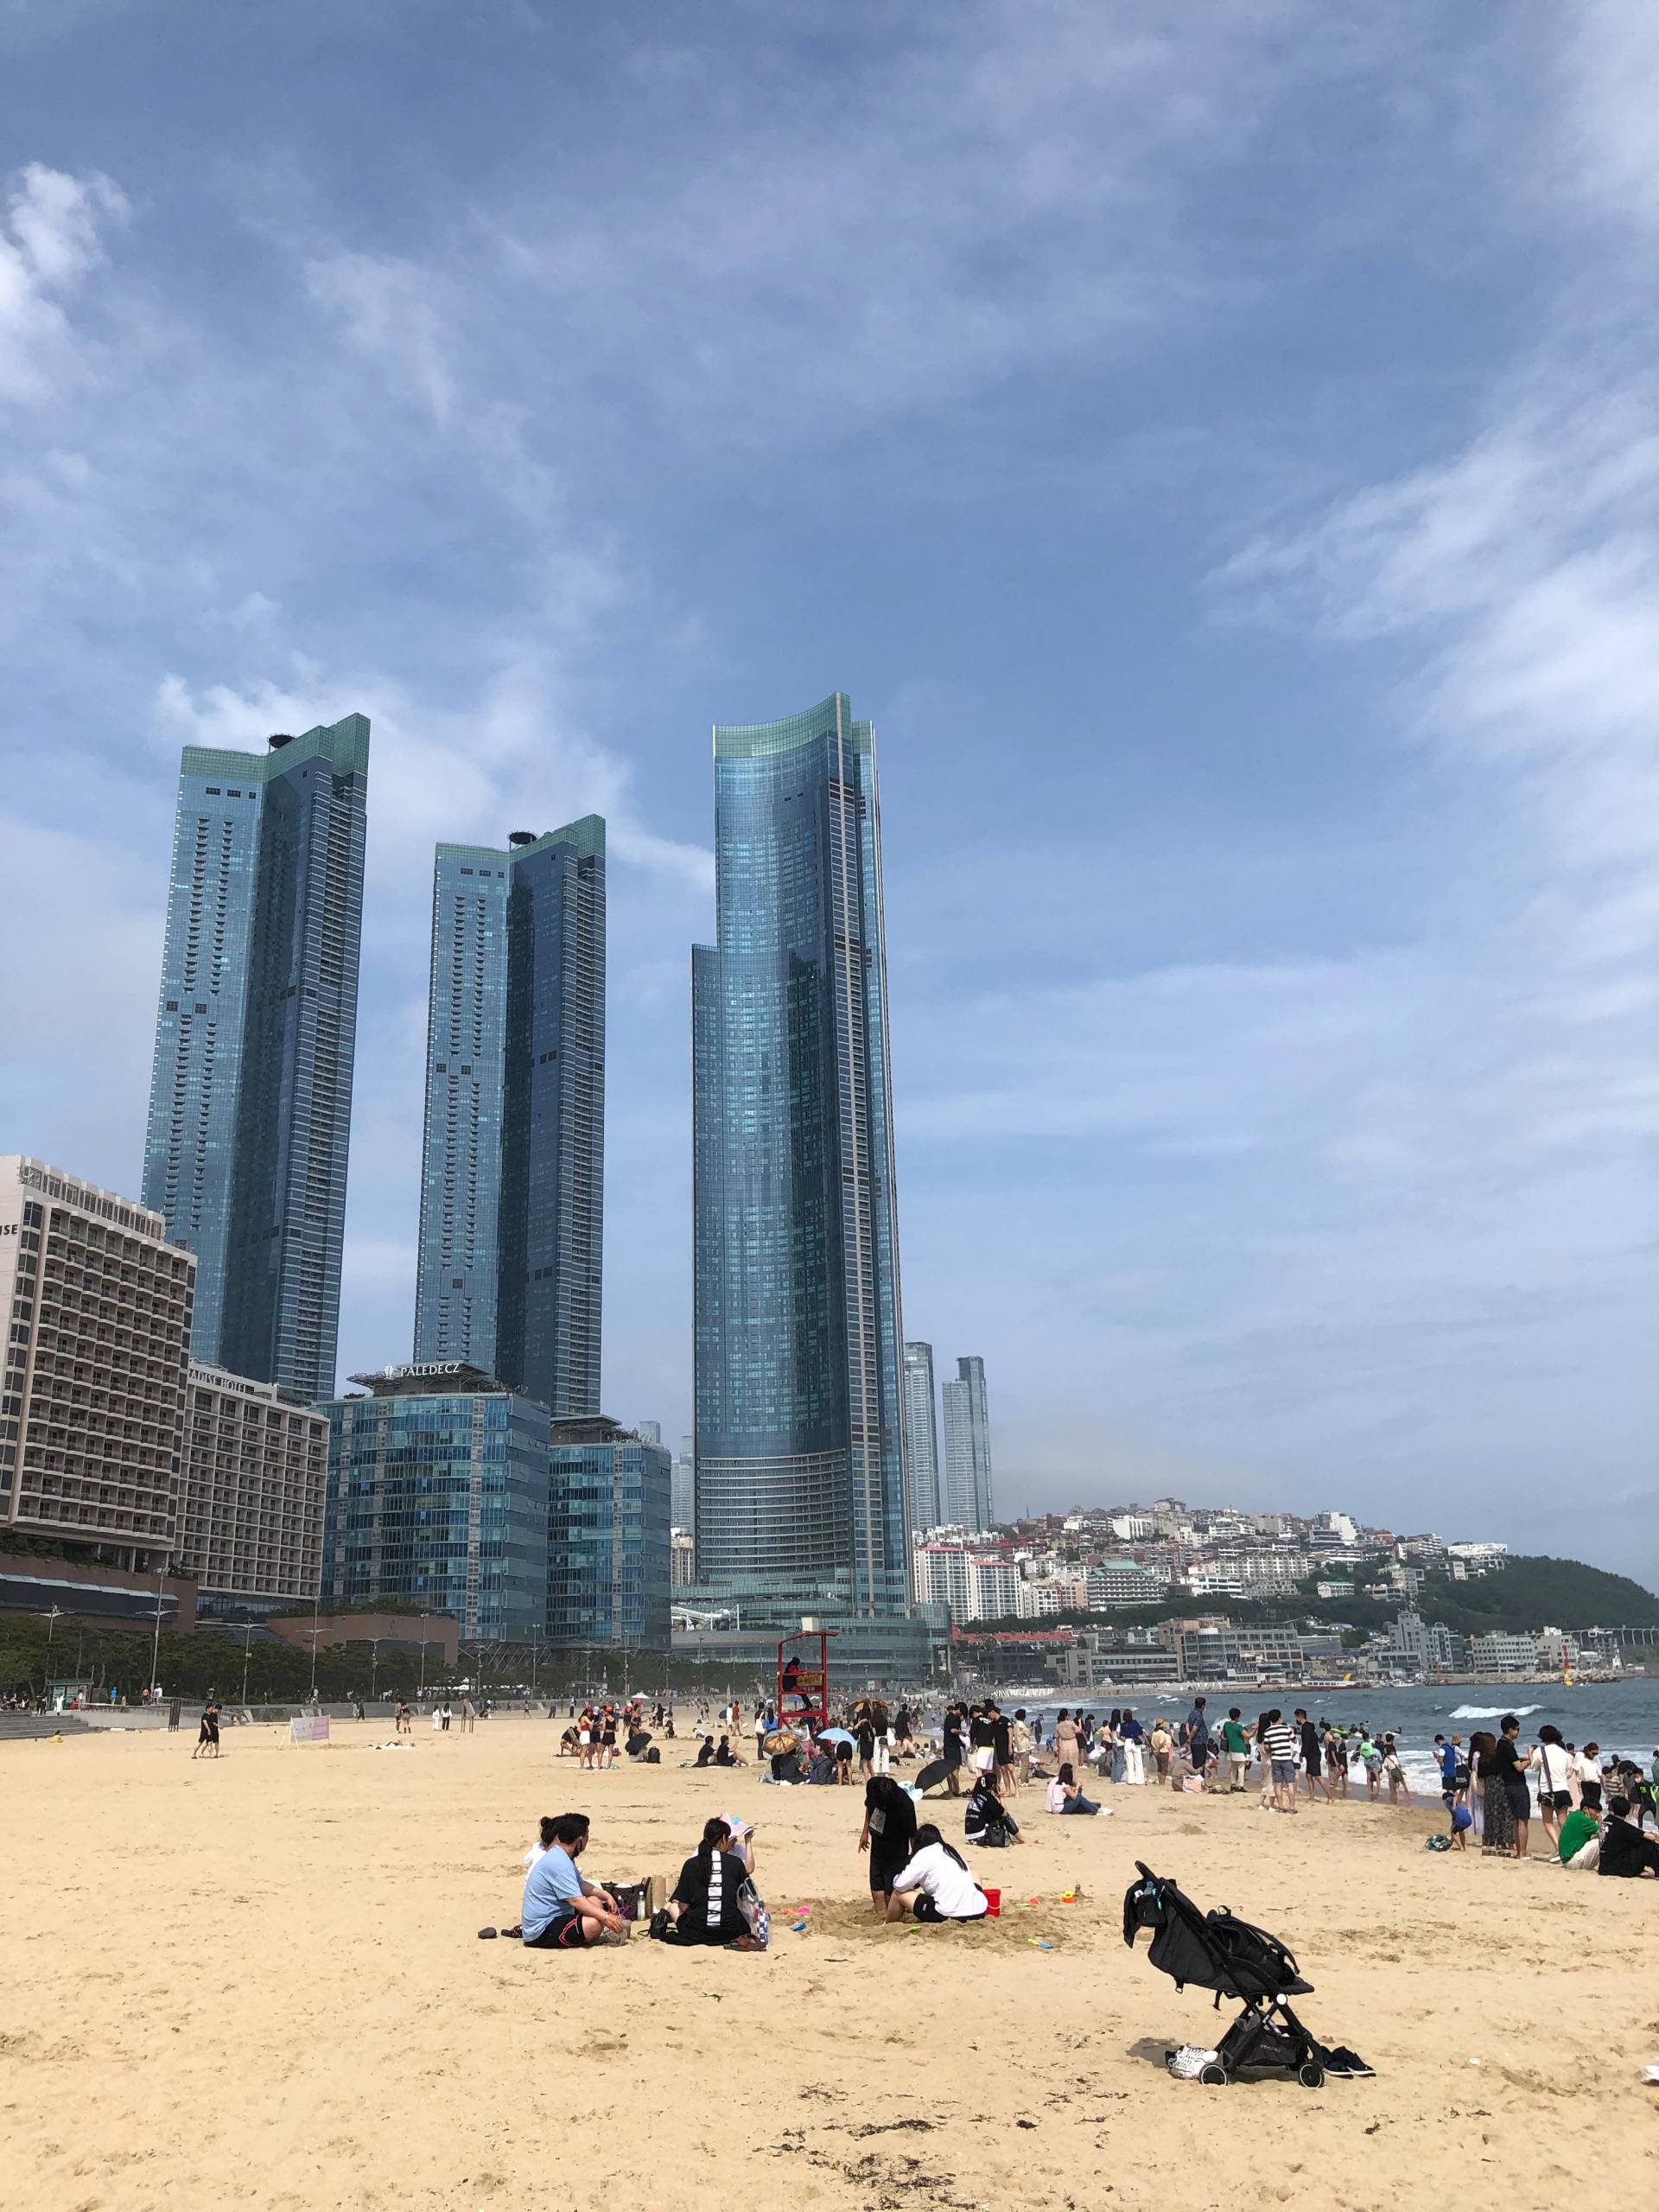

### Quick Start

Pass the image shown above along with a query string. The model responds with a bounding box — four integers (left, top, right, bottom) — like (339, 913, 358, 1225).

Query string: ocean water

(1013, 1675, 1659, 1798)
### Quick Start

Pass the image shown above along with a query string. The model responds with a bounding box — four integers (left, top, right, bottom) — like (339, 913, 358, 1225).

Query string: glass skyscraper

(901, 1340, 942, 1532)
(411, 819, 605, 1415)
(692, 692, 907, 1618)
(142, 716, 370, 1401)
(942, 1355, 994, 1529)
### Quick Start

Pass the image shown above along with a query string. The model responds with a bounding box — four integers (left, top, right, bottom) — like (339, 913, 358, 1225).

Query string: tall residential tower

(901, 1339, 942, 1532)
(142, 716, 369, 1400)
(412, 819, 605, 1414)
(692, 694, 906, 1618)
(941, 1355, 994, 1530)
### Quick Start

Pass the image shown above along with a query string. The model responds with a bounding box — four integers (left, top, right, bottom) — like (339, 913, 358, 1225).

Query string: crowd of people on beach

(511, 1688, 1659, 1956)
(1432, 1718, 1659, 1872)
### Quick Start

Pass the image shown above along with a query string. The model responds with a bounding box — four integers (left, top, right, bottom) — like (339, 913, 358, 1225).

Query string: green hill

(1412, 1554, 1659, 1635)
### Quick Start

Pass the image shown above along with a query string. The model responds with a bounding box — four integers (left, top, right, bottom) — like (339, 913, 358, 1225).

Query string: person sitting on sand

(625, 1726, 652, 1761)
(1596, 1796, 1659, 1878)
(692, 1735, 715, 1768)
(713, 1734, 746, 1767)
(521, 1815, 626, 1950)
(656, 1818, 763, 1947)
(1555, 1798, 1600, 1869)
(964, 1773, 1027, 1849)
(1046, 1762, 1103, 1816)
(886, 1825, 988, 1924)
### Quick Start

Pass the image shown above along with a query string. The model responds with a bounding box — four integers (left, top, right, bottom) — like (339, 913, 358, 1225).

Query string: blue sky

(2, 3, 1655, 1578)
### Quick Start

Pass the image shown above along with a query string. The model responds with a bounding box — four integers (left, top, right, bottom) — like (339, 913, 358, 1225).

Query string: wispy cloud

(0, 162, 126, 402)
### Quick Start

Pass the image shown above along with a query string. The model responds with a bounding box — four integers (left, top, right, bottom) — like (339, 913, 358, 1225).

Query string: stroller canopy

(1123, 1862, 1312, 1999)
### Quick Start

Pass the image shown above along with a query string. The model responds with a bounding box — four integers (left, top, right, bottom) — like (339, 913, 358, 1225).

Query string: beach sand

(6, 1714, 1655, 2211)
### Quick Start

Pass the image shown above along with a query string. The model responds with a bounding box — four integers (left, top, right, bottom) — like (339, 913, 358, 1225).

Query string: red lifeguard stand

(777, 1626, 835, 1730)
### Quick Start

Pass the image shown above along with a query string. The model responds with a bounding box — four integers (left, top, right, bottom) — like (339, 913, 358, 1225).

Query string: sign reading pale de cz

(289, 1715, 331, 1745)
(384, 1363, 468, 1380)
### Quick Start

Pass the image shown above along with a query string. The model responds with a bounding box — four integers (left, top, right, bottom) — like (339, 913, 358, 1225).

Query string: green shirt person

(1556, 1806, 1599, 1866)
(1221, 1719, 1250, 1757)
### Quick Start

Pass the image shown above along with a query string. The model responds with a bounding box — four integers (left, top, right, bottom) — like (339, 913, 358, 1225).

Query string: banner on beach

(289, 1715, 332, 1745)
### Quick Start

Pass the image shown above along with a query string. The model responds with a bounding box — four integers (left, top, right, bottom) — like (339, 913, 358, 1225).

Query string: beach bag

(645, 1747, 661, 1764)
(608, 1880, 648, 1923)
(737, 1877, 771, 1949)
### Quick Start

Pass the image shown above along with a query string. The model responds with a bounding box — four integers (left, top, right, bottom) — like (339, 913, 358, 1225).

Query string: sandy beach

(6, 1713, 1655, 2212)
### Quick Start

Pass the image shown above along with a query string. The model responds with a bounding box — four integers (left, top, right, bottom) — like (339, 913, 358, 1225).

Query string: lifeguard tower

(776, 1622, 836, 1730)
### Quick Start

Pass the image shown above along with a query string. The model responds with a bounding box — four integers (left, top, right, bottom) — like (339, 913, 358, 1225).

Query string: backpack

(645, 1746, 661, 1764)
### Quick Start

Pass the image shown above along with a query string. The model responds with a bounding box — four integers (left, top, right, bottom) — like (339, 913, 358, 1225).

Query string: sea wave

(1447, 1702, 1541, 1719)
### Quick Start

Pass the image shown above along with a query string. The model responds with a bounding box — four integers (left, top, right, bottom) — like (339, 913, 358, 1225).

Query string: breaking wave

(1447, 1702, 1542, 1720)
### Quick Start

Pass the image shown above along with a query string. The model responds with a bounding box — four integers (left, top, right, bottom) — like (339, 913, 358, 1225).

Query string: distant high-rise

(671, 1433, 695, 1530)
(142, 716, 369, 1400)
(693, 693, 906, 1618)
(941, 1355, 993, 1529)
(901, 1340, 942, 1532)
(411, 819, 605, 1414)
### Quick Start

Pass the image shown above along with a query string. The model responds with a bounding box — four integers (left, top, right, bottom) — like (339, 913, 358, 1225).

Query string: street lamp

(148, 1558, 168, 1698)
(41, 1603, 63, 1694)
(238, 1620, 257, 1711)
(418, 1637, 429, 1698)
(370, 1636, 382, 1703)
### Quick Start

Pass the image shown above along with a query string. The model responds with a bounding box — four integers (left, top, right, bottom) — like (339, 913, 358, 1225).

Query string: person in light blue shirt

(521, 1814, 625, 1949)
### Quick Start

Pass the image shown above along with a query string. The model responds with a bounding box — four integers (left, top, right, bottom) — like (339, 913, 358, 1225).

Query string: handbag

(737, 1876, 771, 1949)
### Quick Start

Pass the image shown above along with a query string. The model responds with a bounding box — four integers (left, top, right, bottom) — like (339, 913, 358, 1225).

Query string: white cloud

(304, 249, 455, 423)
(0, 162, 126, 401)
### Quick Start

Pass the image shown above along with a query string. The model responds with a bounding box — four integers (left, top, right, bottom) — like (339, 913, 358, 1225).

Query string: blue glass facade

(321, 1379, 551, 1641)
(142, 717, 370, 1400)
(692, 694, 907, 1617)
(412, 820, 605, 1415)
(548, 1417, 671, 1654)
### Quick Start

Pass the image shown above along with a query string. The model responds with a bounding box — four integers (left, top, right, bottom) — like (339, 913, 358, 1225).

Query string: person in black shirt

(1597, 1796, 1659, 1878)
(1293, 1709, 1327, 1802)
(1486, 1716, 1533, 1859)
(660, 1818, 760, 1944)
(859, 1774, 918, 1913)
(964, 1773, 1026, 1848)
(941, 1705, 967, 1797)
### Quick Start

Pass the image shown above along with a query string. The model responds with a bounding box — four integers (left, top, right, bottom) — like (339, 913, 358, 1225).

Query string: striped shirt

(1263, 1723, 1299, 1764)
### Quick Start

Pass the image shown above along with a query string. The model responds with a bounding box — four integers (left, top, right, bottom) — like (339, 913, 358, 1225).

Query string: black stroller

(1123, 1861, 1327, 2088)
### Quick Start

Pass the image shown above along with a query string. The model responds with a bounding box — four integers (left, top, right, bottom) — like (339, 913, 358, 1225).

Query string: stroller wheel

(1297, 2062, 1325, 2088)
(1198, 2063, 1228, 2087)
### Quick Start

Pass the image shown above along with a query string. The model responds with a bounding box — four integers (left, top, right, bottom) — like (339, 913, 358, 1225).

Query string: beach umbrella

(817, 1727, 855, 1745)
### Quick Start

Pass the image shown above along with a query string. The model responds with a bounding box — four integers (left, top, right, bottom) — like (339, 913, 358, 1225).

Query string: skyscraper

(412, 818, 605, 1414)
(142, 715, 369, 1400)
(902, 1339, 942, 1532)
(692, 693, 906, 1618)
(941, 1355, 994, 1529)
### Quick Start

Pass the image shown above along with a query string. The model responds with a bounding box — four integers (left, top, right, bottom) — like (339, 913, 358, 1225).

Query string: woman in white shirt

(886, 1826, 988, 1924)
(1530, 1726, 1575, 1853)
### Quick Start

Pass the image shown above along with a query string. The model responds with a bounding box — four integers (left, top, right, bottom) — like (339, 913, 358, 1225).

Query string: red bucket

(982, 1887, 1001, 1917)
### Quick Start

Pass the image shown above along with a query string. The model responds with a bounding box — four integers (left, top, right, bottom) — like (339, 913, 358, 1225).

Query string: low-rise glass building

(548, 1416, 671, 1655)
(321, 1362, 551, 1641)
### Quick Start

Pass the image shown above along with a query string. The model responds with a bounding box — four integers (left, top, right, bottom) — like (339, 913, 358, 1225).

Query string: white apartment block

(178, 1363, 327, 1612)
(1, 1157, 195, 1562)
(968, 1553, 1019, 1620)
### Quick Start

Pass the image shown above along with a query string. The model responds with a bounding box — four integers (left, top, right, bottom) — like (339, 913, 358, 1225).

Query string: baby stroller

(1123, 1862, 1327, 2088)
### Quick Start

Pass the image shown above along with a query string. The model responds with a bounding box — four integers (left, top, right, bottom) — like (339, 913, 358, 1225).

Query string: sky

(1, 2, 1655, 1581)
